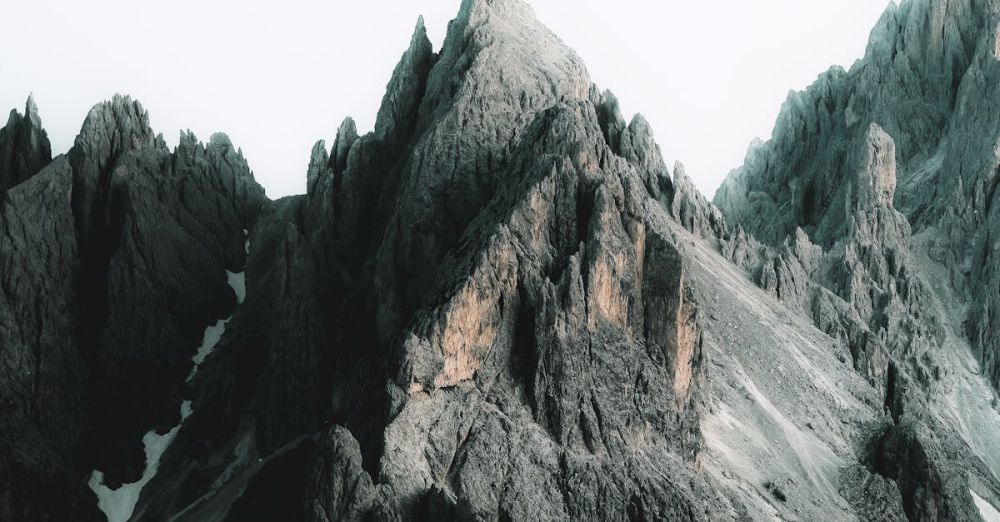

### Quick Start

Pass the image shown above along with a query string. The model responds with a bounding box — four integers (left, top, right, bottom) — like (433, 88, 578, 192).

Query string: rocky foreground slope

(1, 0, 999, 520)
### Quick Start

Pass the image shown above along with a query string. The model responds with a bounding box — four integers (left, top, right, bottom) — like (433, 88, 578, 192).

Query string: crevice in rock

(71, 152, 126, 365)
(884, 361, 900, 422)
(511, 285, 538, 413)
(799, 180, 818, 226)
(575, 185, 596, 247)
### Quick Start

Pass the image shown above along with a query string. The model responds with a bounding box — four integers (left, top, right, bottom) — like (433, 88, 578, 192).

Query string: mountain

(0, 95, 50, 197)
(1, 0, 998, 520)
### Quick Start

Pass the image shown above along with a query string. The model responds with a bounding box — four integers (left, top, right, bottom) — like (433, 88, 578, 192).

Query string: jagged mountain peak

(420, 0, 591, 121)
(330, 117, 358, 173)
(456, 0, 553, 38)
(74, 94, 157, 151)
(5, 1, 1000, 521)
(24, 93, 42, 127)
(718, 4, 1000, 254)
(0, 94, 51, 195)
(373, 16, 434, 140)
(6, 94, 43, 130)
(868, 0, 999, 74)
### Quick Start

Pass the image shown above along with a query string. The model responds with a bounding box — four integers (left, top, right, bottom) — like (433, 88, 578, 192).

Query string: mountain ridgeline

(1, 0, 999, 520)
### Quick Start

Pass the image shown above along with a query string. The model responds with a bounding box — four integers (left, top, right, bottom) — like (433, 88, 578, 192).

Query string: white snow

(973, 489, 1000, 522)
(187, 318, 229, 382)
(227, 270, 246, 305)
(87, 400, 192, 522)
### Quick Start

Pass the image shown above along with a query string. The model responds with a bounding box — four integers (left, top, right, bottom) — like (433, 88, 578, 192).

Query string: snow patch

(88, 400, 192, 522)
(187, 318, 228, 381)
(227, 270, 246, 304)
(973, 489, 1000, 522)
(89, 317, 230, 521)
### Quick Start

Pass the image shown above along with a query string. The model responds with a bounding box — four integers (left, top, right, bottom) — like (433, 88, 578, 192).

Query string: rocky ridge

(1, 0, 999, 520)
(0, 95, 264, 520)
(713, 0, 1000, 519)
(715, 0, 1000, 394)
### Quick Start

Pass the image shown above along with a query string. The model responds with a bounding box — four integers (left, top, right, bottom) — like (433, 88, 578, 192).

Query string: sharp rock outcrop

(0, 95, 51, 196)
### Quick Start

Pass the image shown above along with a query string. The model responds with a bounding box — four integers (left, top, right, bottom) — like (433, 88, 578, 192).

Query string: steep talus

(712, 0, 1000, 519)
(668, 215, 886, 520)
(3, 0, 1000, 520)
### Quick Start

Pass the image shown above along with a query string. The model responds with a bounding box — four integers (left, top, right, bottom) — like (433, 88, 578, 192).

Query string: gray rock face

(715, 0, 1000, 245)
(0, 159, 101, 521)
(714, 0, 1000, 391)
(709, 121, 931, 403)
(130, 1, 999, 520)
(4, 0, 1000, 521)
(712, 0, 1000, 518)
(305, 427, 376, 521)
(374, 100, 719, 519)
(0, 95, 265, 520)
(0, 95, 51, 196)
(122, 1, 728, 518)
(669, 161, 728, 240)
(62, 96, 266, 489)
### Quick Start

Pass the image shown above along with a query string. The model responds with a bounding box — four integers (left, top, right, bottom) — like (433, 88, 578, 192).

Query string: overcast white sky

(0, 0, 889, 199)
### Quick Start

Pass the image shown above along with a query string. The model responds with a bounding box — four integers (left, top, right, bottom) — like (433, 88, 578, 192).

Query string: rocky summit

(2, 0, 1000, 520)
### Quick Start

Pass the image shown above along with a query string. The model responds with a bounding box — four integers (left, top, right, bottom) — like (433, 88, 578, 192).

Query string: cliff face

(712, 0, 1000, 519)
(141, 2, 719, 518)
(715, 0, 1000, 394)
(0, 95, 51, 196)
(0, 97, 264, 521)
(2, 0, 1000, 521)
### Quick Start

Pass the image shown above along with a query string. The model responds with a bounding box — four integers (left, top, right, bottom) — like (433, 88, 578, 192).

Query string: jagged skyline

(3, 0, 1000, 519)
(0, 0, 888, 199)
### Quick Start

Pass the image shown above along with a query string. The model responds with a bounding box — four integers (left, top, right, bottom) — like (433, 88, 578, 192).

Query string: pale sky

(0, 0, 890, 199)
